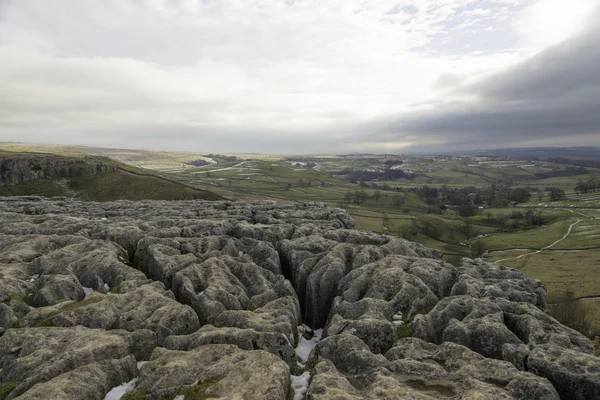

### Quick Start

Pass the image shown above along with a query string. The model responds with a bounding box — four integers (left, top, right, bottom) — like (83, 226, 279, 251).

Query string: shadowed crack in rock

(0, 197, 598, 399)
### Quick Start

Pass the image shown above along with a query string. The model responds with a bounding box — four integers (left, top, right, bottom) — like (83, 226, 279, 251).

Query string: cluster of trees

(533, 166, 588, 180)
(344, 190, 369, 205)
(343, 189, 405, 207)
(185, 159, 210, 167)
(575, 179, 599, 194)
(547, 187, 566, 201)
(482, 209, 548, 232)
(383, 159, 403, 167)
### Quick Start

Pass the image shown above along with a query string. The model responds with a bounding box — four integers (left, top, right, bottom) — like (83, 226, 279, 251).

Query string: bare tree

(374, 190, 381, 203)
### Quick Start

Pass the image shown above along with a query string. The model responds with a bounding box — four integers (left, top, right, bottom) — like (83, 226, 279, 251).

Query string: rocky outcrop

(0, 197, 598, 399)
(0, 326, 155, 398)
(0, 153, 117, 185)
(132, 345, 290, 400)
(307, 334, 560, 399)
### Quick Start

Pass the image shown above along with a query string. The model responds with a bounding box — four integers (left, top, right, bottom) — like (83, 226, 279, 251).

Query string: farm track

(492, 208, 597, 263)
(494, 219, 582, 263)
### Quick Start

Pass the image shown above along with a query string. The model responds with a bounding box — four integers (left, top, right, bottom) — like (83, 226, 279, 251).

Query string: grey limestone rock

(307, 334, 559, 399)
(164, 324, 296, 366)
(0, 197, 598, 400)
(0, 326, 156, 398)
(19, 282, 199, 344)
(133, 345, 290, 400)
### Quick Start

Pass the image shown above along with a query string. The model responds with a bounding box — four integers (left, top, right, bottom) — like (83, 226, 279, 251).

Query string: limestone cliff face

(0, 198, 598, 400)
(0, 153, 118, 185)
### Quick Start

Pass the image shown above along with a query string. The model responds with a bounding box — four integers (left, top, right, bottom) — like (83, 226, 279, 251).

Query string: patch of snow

(295, 325, 323, 363)
(103, 377, 138, 400)
(392, 312, 403, 326)
(82, 287, 94, 300)
(291, 371, 311, 400)
(101, 217, 107, 221)
(173, 396, 185, 400)
(137, 361, 147, 370)
(104, 283, 110, 292)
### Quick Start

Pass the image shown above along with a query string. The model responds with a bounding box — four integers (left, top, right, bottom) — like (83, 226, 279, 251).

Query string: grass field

(0, 178, 67, 197)
(69, 169, 222, 201)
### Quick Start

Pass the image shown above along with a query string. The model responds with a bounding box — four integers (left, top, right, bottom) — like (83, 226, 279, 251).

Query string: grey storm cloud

(372, 12, 600, 152)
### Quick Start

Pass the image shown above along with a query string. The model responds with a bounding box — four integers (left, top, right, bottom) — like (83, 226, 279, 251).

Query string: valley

(1, 143, 599, 337)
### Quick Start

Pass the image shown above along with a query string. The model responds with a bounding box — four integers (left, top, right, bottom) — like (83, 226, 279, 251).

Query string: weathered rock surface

(307, 334, 560, 399)
(132, 345, 290, 400)
(0, 197, 598, 399)
(0, 153, 117, 185)
(0, 326, 155, 398)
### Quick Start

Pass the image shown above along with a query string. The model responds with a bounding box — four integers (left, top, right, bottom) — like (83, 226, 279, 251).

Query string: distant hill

(0, 150, 224, 202)
(454, 147, 600, 161)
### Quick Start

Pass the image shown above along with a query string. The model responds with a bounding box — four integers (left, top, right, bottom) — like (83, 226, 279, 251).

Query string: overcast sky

(1, 0, 599, 154)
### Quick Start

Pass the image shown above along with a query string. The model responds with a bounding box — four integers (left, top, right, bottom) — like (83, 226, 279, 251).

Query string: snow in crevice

(392, 312, 403, 327)
(82, 287, 94, 300)
(103, 377, 138, 400)
(291, 325, 323, 400)
(291, 371, 311, 400)
(295, 325, 323, 363)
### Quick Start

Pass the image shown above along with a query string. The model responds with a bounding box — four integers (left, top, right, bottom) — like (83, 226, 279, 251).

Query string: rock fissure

(0, 197, 598, 399)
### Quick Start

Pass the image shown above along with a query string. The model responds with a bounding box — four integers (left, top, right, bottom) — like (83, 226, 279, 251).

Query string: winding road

(494, 209, 596, 263)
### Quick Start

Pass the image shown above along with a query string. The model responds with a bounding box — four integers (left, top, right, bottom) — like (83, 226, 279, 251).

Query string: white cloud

(517, 0, 599, 52)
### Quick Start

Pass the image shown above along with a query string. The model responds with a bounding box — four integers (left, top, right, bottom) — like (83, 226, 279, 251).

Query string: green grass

(553, 219, 600, 249)
(121, 390, 146, 400)
(0, 179, 67, 197)
(35, 297, 104, 327)
(475, 219, 575, 251)
(5, 295, 27, 305)
(69, 170, 221, 201)
(169, 378, 221, 400)
(396, 324, 412, 338)
(491, 250, 600, 300)
(0, 382, 18, 400)
(580, 300, 600, 337)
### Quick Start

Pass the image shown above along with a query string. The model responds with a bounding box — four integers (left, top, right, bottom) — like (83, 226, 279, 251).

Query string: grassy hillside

(0, 179, 66, 197)
(70, 169, 222, 201)
(0, 147, 223, 202)
(0, 169, 223, 202)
